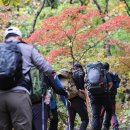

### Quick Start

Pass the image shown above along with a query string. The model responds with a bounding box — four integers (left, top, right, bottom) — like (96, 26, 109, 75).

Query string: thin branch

(77, 40, 98, 62)
(120, 60, 130, 69)
(93, 0, 103, 14)
(104, 0, 109, 13)
(92, 0, 105, 23)
(123, 0, 130, 16)
(123, 0, 130, 11)
(29, 0, 45, 36)
(70, 24, 79, 64)
(70, 44, 75, 65)
(60, 27, 77, 64)
(126, 10, 130, 16)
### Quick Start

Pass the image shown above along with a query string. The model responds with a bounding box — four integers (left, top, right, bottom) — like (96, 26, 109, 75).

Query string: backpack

(30, 67, 47, 103)
(72, 69, 85, 90)
(58, 69, 85, 100)
(86, 61, 108, 95)
(0, 42, 23, 90)
(110, 72, 120, 95)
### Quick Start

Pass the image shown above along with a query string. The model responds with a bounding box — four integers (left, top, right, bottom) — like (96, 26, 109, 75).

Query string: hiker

(32, 74, 66, 130)
(0, 26, 67, 130)
(58, 63, 89, 130)
(85, 61, 113, 130)
(100, 62, 120, 130)
(47, 75, 66, 130)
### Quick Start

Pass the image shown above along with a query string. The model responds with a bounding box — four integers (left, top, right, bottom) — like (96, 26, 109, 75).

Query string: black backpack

(72, 69, 85, 90)
(0, 42, 23, 90)
(86, 61, 108, 94)
(110, 72, 120, 95)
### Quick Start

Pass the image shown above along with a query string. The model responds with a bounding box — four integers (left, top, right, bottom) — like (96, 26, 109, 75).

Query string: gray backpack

(86, 61, 108, 94)
(0, 42, 23, 90)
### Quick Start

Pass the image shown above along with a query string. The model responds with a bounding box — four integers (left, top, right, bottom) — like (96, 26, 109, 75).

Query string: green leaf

(2, 0, 20, 6)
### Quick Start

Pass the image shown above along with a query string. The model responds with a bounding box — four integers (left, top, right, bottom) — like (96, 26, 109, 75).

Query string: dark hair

(73, 63, 83, 69)
(5, 33, 27, 44)
(103, 62, 109, 70)
(5, 33, 19, 39)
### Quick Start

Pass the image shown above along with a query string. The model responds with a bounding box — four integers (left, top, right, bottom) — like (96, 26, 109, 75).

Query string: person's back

(0, 26, 67, 130)
(86, 61, 112, 130)
(0, 27, 34, 130)
(100, 63, 120, 130)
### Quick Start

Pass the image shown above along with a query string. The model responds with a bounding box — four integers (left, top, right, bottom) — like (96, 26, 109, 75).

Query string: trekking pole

(42, 90, 45, 130)
(41, 73, 47, 130)
(65, 99, 71, 130)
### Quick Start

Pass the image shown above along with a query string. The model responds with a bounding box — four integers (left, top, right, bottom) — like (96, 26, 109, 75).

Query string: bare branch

(120, 60, 130, 69)
(92, 0, 105, 22)
(93, 0, 103, 14)
(123, 0, 130, 11)
(29, 0, 46, 36)
(104, 0, 109, 13)
(77, 40, 98, 62)
(123, 0, 130, 16)
(59, 25, 78, 64)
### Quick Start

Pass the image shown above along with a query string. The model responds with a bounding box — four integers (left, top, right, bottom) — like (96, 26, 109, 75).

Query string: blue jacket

(50, 75, 66, 109)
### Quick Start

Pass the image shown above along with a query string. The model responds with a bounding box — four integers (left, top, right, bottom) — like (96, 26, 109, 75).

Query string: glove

(44, 90, 51, 105)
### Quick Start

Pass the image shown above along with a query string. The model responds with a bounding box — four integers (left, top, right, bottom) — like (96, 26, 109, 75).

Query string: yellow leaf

(24, 0, 30, 4)
(0, 1, 4, 5)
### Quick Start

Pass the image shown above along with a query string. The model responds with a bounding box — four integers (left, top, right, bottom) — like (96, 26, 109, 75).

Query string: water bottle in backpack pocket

(0, 42, 23, 90)
(86, 61, 108, 95)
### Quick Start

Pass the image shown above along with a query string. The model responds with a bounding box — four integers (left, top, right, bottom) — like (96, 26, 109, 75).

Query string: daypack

(72, 69, 85, 90)
(110, 72, 120, 94)
(86, 61, 108, 95)
(30, 67, 47, 103)
(58, 69, 85, 100)
(0, 42, 23, 90)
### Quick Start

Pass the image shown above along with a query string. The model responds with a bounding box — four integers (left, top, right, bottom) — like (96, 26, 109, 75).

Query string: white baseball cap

(4, 26, 22, 38)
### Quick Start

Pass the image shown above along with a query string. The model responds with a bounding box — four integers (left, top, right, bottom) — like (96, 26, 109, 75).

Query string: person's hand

(44, 90, 51, 104)
(79, 89, 86, 95)
(44, 95, 51, 104)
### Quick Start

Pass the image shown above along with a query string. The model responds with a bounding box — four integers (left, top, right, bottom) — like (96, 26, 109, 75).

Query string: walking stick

(42, 91, 45, 130)
(65, 99, 71, 130)
(41, 73, 48, 130)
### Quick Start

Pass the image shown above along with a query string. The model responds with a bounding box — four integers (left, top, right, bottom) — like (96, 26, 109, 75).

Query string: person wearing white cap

(0, 26, 68, 130)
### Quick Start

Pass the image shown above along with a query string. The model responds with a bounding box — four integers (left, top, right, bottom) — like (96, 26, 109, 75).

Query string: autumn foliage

(45, 48, 67, 63)
(26, 6, 130, 70)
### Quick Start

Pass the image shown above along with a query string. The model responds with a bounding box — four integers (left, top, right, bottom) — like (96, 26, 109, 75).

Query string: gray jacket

(1, 38, 53, 93)
(18, 42, 53, 78)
